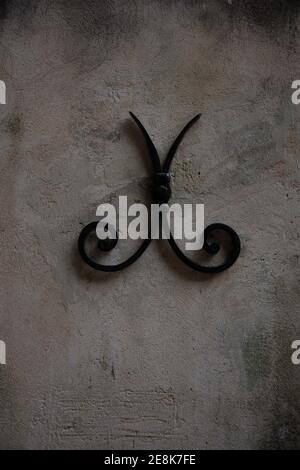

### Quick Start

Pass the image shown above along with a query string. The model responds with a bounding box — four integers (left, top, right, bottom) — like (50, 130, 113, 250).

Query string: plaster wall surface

(0, 0, 300, 449)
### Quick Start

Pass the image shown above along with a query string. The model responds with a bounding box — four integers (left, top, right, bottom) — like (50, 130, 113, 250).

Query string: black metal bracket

(78, 112, 241, 273)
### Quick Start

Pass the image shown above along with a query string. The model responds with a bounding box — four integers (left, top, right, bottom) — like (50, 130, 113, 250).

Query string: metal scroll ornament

(78, 112, 241, 273)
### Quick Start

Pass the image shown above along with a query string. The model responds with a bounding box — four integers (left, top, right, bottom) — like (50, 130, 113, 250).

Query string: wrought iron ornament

(78, 112, 241, 273)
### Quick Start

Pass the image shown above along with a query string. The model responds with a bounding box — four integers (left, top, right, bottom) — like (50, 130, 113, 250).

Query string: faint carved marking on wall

(48, 389, 177, 446)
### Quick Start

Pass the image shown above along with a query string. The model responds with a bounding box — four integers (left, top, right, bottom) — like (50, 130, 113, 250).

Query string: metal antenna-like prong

(163, 113, 201, 172)
(129, 112, 161, 173)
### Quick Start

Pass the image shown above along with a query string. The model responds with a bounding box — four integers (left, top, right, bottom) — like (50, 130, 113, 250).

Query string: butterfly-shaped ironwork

(78, 112, 241, 273)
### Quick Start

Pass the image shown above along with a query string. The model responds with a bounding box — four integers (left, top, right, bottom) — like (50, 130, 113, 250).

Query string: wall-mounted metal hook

(78, 112, 241, 273)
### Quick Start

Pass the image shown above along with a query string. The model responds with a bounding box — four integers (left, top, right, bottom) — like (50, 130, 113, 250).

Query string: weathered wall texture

(0, 0, 300, 449)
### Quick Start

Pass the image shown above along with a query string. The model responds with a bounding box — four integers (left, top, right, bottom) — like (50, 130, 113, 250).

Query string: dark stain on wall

(1, 0, 143, 47)
(0, 0, 40, 33)
(56, 0, 142, 40)
(6, 115, 22, 137)
(0, 0, 7, 21)
(237, 0, 298, 26)
(221, 0, 299, 31)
